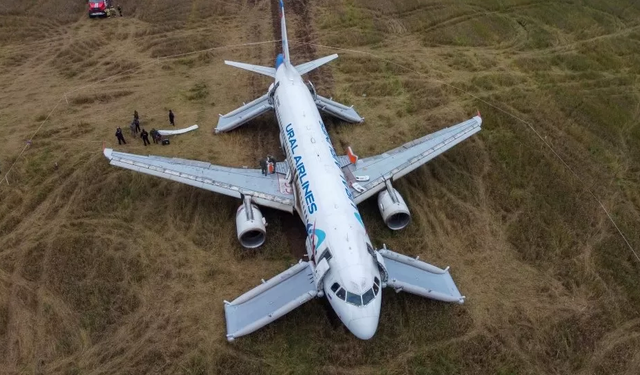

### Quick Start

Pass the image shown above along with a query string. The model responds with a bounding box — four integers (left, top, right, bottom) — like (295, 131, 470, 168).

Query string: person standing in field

(133, 110, 139, 121)
(115, 127, 126, 145)
(117, 5, 123, 16)
(150, 128, 159, 144)
(129, 121, 136, 136)
(140, 129, 150, 146)
(169, 110, 175, 126)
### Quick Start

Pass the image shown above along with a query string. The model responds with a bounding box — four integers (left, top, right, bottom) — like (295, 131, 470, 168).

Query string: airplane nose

(348, 316, 379, 340)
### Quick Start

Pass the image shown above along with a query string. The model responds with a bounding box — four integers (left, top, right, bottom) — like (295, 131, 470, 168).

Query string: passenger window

(362, 288, 375, 305)
(373, 283, 379, 295)
(331, 283, 340, 293)
(346, 292, 362, 306)
(336, 288, 346, 300)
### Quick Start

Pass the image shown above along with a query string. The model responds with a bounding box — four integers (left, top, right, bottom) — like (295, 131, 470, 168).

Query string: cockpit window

(332, 279, 380, 305)
(362, 288, 375, 305)
(346, 292, 362, 306)
(374, 277, 380, 286)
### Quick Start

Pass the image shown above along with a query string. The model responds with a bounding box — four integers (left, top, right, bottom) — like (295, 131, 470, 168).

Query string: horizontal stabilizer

(378, 248, 464, 304)
(315, 94, 363, 123)
(216, 93, 273, 133)
(295, 54, 339, 75)
(225, 60, 276, 78)
(224, 261, 318, 341)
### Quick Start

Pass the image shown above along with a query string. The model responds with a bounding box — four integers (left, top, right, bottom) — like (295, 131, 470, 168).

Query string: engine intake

(236, 197, 266, 248)
(377, 184, 411, 230)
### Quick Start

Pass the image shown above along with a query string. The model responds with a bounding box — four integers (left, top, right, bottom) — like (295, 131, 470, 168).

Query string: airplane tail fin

(279, 0, 290, 63)
(223, 0, 290, 77)
(225, 1, 294, 74)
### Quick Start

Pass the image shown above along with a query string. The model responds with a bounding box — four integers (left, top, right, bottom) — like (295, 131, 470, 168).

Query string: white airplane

(103, 0, 482, 341)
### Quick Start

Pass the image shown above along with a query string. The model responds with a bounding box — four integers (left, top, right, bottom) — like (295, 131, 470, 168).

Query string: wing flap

(224, 261, 317, 341)
(216, 93, 273, 133)
(104, 149, 294, 212)
(378, 249, 464, 304)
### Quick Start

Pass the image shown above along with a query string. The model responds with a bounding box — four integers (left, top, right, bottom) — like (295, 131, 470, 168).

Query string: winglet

(347, 146, 358, 165)
(476, 109, 481, 118)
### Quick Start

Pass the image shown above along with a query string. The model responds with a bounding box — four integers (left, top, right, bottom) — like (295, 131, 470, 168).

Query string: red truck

(88, 0, 112, 18)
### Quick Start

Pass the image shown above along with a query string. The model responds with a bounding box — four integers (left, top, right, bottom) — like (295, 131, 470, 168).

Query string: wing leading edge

(103, 148, 294, 212)
(342, 115, 482, 203)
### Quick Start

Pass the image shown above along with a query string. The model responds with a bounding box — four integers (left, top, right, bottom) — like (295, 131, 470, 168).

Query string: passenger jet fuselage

(273, 62, 382, 339)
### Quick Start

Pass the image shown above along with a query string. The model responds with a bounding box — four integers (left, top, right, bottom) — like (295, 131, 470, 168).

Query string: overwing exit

(102, 0, 482, 341)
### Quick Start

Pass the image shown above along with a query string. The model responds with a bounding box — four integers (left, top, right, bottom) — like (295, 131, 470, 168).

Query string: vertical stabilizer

(279, 0, 291, 63)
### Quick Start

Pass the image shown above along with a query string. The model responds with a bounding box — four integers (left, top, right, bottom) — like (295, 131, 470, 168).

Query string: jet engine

(236, 197, 267, 248)
(377, 183, 411, 230)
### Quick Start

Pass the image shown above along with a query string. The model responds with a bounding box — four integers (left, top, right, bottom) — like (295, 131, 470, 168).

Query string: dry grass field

(1, 0, 640, 374)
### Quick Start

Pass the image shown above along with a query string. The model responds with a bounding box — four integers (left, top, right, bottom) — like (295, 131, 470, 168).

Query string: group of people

(115, 109, 175, 146)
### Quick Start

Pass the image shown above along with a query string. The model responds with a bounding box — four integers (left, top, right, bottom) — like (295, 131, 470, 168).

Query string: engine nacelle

(377, 187, 411, 230)
(236, 198, 266, 248)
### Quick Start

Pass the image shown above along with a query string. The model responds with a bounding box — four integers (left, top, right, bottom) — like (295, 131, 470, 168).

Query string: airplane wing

(103, 148, 294, 212)
(341, 115, 482, 203)
(224, 260, 318, 341)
